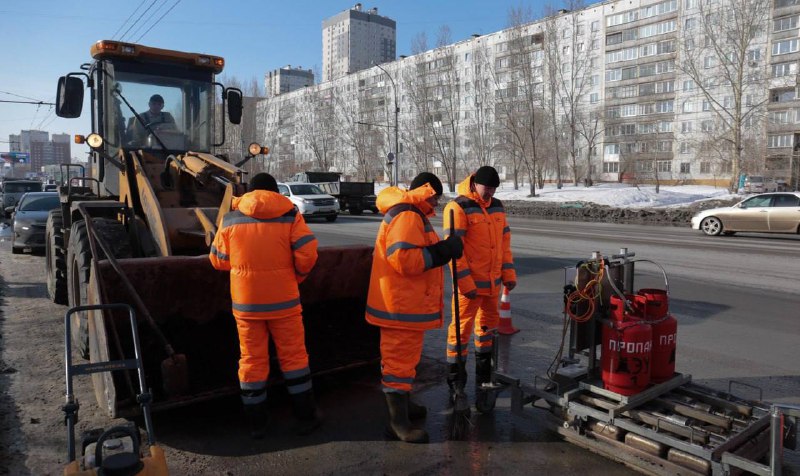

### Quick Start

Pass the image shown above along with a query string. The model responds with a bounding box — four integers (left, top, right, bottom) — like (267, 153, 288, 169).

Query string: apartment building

(322, 3, 397, 82)
(265, 66, 315, 97)
(258, 0, 794, 188)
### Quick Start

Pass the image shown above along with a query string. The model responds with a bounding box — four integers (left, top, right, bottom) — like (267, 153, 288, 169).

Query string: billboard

(1, 152, 29, 163)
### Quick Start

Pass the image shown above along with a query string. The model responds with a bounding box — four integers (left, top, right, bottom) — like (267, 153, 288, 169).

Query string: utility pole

(375, 62, 399, 186)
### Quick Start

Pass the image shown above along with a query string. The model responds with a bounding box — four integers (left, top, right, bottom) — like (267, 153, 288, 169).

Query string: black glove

(425, 235, 463, 268)
(444, 234, 463, 259)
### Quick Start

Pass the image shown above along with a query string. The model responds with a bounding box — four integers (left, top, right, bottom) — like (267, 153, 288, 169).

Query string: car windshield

(290, 184, 324, 195)
(741, 195, 772, 208)
(5, 183, 42, 193)
(747, 176, 764, 183)
(19, 195, 60, 211)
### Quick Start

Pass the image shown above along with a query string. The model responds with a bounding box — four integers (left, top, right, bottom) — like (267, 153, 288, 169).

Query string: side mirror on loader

(56, 76, 84, 118)
(226, 88, 243, 125)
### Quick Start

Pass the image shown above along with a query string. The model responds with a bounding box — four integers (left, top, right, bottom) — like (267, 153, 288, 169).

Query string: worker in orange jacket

(209, 173, 320, 439)
(443, 166, 516, 410)
(366, 172, 463, 444)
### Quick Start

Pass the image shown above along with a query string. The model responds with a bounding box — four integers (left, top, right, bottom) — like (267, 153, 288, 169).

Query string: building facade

(322, 3, 397, 82)
(265, 66, 315, 97)
(258, 0, 798, 189)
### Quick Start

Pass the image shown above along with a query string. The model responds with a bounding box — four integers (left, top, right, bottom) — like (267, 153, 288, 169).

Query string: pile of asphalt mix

(501, 197, 741, 227)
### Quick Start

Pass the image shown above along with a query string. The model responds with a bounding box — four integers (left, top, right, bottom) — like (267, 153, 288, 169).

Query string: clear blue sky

(0, 0, 561, 161)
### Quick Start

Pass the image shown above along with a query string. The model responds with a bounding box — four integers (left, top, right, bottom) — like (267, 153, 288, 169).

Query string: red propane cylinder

(639, 288, 677, 383)
(601, 319, 652, 395)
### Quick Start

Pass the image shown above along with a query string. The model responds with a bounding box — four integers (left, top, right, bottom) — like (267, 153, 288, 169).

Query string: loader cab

(56, 40, 242, 195)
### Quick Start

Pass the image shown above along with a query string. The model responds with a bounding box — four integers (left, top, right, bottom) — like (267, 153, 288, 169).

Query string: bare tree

(334, 84, 378, 182)
(427, 40, 463, 191)
(295, 85, 337, 171)
(463, 41, 496, 171)
(678, 0, 770, 191)
(402, 57, 435, 175)
(576, 107, 605, 186)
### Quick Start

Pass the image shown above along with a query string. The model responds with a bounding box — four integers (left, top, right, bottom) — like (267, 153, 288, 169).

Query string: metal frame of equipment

(488, 248, 798, 476)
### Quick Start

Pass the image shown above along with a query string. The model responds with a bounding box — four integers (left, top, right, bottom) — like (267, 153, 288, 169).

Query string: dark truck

(290, 171, 378, 215)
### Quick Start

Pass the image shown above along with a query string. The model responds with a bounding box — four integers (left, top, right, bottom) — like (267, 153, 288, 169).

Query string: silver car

(10, 192, 60, 254)
(691, 192, 800, 236)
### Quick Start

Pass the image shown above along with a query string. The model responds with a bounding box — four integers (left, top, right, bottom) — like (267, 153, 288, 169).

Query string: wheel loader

(49, 40, 378, 417)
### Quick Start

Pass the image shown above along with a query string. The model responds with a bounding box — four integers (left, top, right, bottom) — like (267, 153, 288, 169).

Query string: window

(605, 143, 620, 155)
(657, 160, 672, 172)
(680, 142, 691, 153)
(680, 162, 690, 173)
(622, 66, 638, 80)
(464, 52, 471, 61)
(578, 24, 586, 35)
(603, 161, 620, 173)
(639, 102, 655, 115)
(773, 39, 800, 56)
(704, 56, 715, 68)
(772, 62, 797, 78)
(700, 162, 710, 173)
(774, 195, 800, 206)
(682, 121, 693, 132)
(606, 68, 622, 81)
(590, 92, 600, 103)
(637, 160, 654, 172)
(701, 120, 714, 131)
(591, 74, 600, 86)
(768, 134, 793, 148)
(774, 15, 799, 32)
(621, 104, 638, 116)
(656, 100, 673, 113)
(686, 0, 697, 7)
(772, 89, 796, 103)
(563, 45, 571, 55)
(683, 100, 694, 113)
(656, 80, 674, 93)
(683, 79, 695, 91)
(685, 18, 697, 30)
(659, 121, 672, 132)
(591, 20, 600, 31)
(702, 100, 711, 111)
(607, 32, 623, 46)
(747, 49, 761, 63)
(592, 39, 600, 50)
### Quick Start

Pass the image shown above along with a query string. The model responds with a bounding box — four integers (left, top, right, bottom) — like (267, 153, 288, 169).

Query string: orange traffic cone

(498, 287, 519, 335)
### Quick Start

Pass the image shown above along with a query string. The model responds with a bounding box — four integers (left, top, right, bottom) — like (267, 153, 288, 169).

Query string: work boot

(242, 402, 269, 440)
(385, 393, 429, 443)
(291, 389, 322, 436)
(408, 397, 427, 420)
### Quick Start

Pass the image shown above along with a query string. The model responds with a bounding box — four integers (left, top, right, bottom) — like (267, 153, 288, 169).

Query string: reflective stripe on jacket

(210, 190, 318, 319)
(443, 174, 516, 296)
(366, 184, 444, 331)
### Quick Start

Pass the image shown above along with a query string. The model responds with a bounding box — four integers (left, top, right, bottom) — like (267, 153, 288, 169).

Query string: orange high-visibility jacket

(443, 174, 516, 296)
(366, 184, 444, 331)
(209, 190, 318, 320)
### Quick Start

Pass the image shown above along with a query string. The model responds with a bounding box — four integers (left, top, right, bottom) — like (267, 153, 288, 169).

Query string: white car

(691, 192, 800, 236)
(277, 182, 339, 222)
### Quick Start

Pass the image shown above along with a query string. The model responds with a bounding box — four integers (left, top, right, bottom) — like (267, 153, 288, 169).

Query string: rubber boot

(385, 393, 429, 443)
(408, 397, 427, 420)
(243, 402, 269, 440)
(291, 389, 322, 436)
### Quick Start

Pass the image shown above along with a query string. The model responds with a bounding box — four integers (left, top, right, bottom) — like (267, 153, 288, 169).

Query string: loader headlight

(86, 133, 104, 149)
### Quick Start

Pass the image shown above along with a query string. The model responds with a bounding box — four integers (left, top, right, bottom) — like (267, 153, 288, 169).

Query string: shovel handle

(449, 208, 464, 361)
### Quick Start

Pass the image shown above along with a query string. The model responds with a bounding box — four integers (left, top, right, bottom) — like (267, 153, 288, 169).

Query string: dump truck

(289, 171, 378, 215)
(49, 40, 378, 417)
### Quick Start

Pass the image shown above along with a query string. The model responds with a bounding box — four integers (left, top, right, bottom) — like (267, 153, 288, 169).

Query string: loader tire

(67, 218, 133, 360)
(45, 209, 68, 305)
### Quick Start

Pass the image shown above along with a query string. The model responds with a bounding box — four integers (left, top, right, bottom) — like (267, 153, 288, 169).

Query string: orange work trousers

(236, 313, 311, 398)
(380, 327, 425, 394)
(446, 292, 500, 363)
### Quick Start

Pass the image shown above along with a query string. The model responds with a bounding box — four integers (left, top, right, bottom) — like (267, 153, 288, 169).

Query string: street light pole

(375, 62, 399, 186)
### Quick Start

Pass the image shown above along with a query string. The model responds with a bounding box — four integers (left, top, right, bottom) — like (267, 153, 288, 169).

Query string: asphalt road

(1, 214, 797, 474)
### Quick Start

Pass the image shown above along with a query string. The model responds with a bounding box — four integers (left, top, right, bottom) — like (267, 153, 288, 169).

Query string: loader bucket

(86, 245, 378, 417)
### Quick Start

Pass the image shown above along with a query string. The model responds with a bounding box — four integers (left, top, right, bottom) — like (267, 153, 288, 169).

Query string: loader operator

(209, 173, 322, 439)
(366, 172, 463, 444)
(125, 94, 176, 145)
(443, 166, 517, 409)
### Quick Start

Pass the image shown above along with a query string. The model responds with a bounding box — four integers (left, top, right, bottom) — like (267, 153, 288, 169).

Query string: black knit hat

(249, 173, 278, 192)
(474, 166, 500, 187)
(410, 172, 443, 196)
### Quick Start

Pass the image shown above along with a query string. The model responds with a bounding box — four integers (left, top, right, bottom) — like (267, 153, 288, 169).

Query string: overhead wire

(111, 0, 149, 40)
(118, 0, 161, 43)
(134, 0, 183, 43)
(127, 0, 170, 43)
